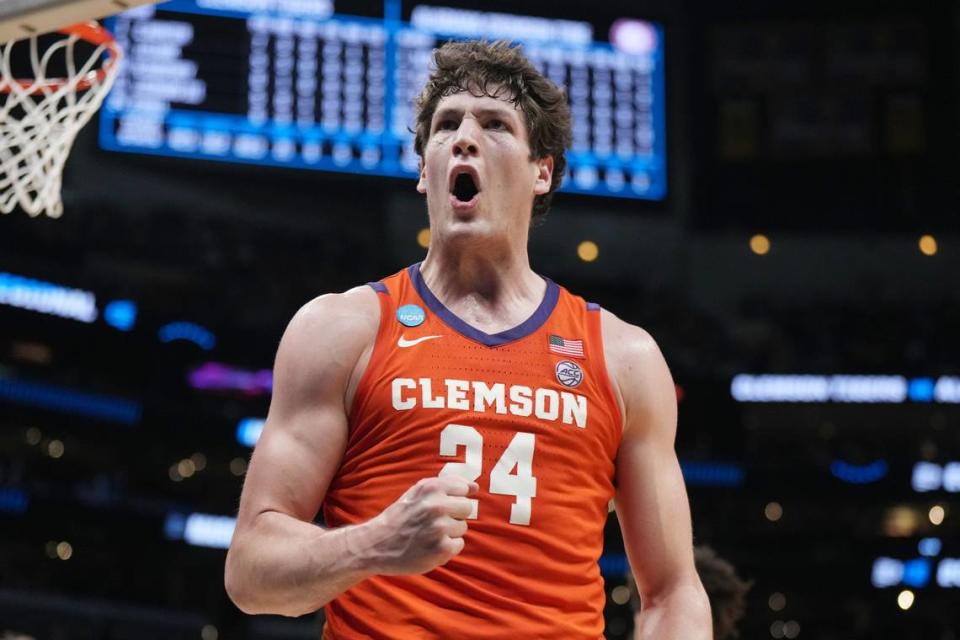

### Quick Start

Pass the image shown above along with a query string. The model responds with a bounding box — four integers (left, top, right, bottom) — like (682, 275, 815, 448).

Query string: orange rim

(0, 21, 120, 94)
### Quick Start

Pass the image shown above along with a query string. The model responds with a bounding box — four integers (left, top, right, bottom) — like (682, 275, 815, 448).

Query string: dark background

(1, 0, 958, 638)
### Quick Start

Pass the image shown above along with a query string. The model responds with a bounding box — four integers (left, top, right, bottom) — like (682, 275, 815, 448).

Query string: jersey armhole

(586, 302, 624, 432)
(346, 283, 392, 424)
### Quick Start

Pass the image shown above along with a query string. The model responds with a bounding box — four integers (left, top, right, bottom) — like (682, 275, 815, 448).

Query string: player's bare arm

(602, 310, 712, 639)
(224, 287, 478, 617)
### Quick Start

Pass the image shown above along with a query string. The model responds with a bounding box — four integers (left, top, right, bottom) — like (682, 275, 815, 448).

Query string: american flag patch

(549, 334, 584, 358)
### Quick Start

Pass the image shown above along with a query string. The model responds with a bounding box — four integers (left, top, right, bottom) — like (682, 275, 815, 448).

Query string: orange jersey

(322, 264, 622, 639)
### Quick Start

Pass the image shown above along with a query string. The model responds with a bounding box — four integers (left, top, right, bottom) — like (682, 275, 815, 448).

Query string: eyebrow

(432, 106, 519, 124)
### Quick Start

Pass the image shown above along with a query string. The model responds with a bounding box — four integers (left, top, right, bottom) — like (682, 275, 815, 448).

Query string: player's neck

(419, 246, 545, 329)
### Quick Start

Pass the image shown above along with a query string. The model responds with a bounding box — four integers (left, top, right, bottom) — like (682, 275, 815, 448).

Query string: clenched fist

(366, 475, 480, 576)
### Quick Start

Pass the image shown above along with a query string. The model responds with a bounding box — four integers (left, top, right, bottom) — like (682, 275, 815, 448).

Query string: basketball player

(225, 41, 711, 639)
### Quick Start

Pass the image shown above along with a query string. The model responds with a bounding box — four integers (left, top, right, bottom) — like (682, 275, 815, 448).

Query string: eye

(486, 118, 508, 130)
(436, 119, 458, 131)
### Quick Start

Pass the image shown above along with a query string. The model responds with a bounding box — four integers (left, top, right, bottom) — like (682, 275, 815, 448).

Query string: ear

(416, 158, 427, 194)
(533, 156, 554, 196)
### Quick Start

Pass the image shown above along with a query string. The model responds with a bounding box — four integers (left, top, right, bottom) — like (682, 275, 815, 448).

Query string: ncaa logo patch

(397, 304, 426, 327)
(555, 360, 583, 388)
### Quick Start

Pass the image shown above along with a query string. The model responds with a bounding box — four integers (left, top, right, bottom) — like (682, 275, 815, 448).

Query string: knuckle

(423, 478, 444, 494)
(427, 538, 447, 555)
(426, 502, 446, 518)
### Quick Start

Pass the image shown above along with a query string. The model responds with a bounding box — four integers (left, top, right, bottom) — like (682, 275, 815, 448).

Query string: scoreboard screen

(100, 0, 666, 200)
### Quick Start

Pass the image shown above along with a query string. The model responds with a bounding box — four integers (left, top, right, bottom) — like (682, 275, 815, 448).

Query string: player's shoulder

(596, 307, 662, 364)
(595, 307, 672, 413)
(290, 284, 380, 334)
(275, 285, 381, 379)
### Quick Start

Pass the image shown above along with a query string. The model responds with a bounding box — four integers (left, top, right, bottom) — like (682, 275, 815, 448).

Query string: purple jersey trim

(367, 281, 389, 294)
(586, 302, 601, 311)
(408, 263, 560, 347)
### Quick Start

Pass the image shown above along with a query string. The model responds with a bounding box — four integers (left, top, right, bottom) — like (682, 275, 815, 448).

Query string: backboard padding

(0, 0, 158, 43)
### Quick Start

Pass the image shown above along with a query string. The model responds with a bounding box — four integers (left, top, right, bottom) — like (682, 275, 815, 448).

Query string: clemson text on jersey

(391, 378, 588, 428)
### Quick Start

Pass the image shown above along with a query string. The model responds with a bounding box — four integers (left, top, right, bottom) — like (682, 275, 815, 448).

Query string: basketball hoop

(0, 21, 122, 218)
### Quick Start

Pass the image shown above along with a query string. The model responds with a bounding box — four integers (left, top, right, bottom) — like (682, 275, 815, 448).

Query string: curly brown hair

(694, 545, 752, 640)
(627, 545, 752, 640)
(413, 40, 572, 224)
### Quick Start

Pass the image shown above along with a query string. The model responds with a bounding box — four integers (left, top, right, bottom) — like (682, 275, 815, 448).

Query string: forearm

(225, 510, 381, 617)
(634, 579, 712, 640)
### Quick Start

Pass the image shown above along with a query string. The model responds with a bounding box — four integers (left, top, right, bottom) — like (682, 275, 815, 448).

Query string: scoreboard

(100, 0, 667, 200)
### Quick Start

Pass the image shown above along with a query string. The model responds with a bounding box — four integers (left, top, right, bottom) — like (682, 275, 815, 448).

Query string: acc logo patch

(555, 360, 583, 388)
(397, 304, 425, 327)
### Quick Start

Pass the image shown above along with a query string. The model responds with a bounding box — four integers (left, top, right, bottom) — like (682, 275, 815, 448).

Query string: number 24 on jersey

(438, 423, 537, 526)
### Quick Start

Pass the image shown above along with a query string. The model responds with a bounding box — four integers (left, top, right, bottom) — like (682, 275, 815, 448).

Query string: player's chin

(440, 215, 495, 241)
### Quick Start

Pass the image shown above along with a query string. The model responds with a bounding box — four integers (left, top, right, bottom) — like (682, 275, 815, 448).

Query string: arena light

(577, 240, 599, 263)
(610, 585, 631, 605)
(765, 501, 783, 522)
(749, 234, 771, 256)
(783, 621, 800, 639)
(0, 271, 97, 323)
(409, 6, 593, 45)
(731, 374, 960, 404)
(883, 506, 920, 537)
(609, 19, 658, 55)
(158, 322, 216, 350)
(104, 299, 138, 330)
(873, 555, 960, 589)
(0, 377, 142, 424)
(417, 228, 430, 249)
(907, 377, 935, 402)
(188, 362, 272, 395)
(680, 461, 745, 487)
(929, 505, 945, 526)
(0, 487, 28, 514)
(164, 511, 236, 549)
(770, 621, 785, 639)
(768, 592, 786, 612)
(56, 541, 73, 561)
(918, 538, 942, 557)
(236, 418, 265, 448)
(902, 558, 932, 588)
(935, 377, 960, 403)
(229, 457, 248, 476)
(918, 235, 937, 256)
(913, 462, 942, 492)
(831, 459, 888, 484)
(912, 462, 960, 493)
(598, 553, 629, 576)
(872, 558, 904, 588)
(938, 559, 960, 587)
(731, 374, 907, 403)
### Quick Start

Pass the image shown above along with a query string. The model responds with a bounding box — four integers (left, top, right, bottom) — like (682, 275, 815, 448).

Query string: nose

(452, 118, 479, 157)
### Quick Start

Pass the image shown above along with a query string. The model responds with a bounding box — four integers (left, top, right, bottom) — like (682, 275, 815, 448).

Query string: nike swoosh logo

(398, 335, 443, 348)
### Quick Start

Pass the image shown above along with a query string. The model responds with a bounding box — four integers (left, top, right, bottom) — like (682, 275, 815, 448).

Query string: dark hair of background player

(628, 545, 752, 640)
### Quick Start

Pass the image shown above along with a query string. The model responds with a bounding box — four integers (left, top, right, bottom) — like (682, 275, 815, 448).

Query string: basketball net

(0, 22, 122, 218)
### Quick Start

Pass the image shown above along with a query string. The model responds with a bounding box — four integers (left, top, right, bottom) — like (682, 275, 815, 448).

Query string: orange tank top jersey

(321, 264, 622, 640)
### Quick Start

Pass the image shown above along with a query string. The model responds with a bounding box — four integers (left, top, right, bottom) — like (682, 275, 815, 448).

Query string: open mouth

(450, 171, 480, 203)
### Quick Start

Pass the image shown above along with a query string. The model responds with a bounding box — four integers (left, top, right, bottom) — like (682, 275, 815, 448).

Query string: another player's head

(693, 546, 751, 639)
(414, 40, 572, 240)
(629, 545, 751, 640)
